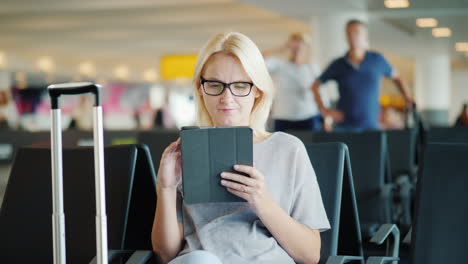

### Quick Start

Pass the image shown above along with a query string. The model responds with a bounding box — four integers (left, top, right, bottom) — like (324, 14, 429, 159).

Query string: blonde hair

(192, 32, 274, 137)
(289, 32, 312, 63)
(289, 32, 311, 45)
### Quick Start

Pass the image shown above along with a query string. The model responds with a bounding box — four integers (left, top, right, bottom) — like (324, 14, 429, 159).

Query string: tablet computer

(180, 126, 253, 204)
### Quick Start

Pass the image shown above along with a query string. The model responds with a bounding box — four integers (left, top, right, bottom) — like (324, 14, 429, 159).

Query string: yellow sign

(380, 94, 392, 107)
(380, 94, 406, 109)
(160, 54, 198, 80)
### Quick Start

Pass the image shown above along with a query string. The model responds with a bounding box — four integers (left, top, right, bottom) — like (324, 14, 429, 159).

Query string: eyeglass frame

(200, 77, 255, 97)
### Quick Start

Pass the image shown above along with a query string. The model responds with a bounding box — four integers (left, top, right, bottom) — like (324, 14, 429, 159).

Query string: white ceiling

(0, 0, 309, 78)
(367, 0, 468, 62)
(0, 0, 467, 80)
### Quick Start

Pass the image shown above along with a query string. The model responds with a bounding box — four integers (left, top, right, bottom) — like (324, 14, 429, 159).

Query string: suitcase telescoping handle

(49, 82, 101, 109)
(48, 82, 108, 264)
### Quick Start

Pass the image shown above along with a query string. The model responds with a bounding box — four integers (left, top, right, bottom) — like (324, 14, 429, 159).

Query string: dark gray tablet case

(180, 126, 253, 204)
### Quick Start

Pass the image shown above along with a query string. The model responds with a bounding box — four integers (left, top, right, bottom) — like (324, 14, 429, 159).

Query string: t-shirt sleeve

(379, 53, 394, 78)
(264, 56, 282, 73)
(317, 60, 339, 83)
(290, 142, 331, 232)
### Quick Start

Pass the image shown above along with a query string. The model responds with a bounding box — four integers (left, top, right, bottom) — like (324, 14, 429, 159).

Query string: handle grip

(48, 82, 101, 109)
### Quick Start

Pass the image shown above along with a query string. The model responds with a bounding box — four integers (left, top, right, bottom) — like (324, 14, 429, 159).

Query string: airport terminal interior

(0, 0, 467, 263)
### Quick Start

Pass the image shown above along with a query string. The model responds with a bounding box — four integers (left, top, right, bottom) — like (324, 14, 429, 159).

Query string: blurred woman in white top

(263, 33, 329, 132)
(0, 90, 19, 130)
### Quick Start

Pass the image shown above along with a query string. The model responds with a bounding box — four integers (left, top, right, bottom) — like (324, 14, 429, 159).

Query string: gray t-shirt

(178, 132, 330, 263)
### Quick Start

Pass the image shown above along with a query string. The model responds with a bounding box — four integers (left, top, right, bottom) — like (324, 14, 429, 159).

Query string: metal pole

(51, 109, 66, 264)
(93, 106, 108, 264)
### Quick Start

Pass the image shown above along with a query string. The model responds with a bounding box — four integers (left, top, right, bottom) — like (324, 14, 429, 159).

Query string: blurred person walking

(0, 90, 19, 130)
(311, 19, 413, 131)
(454, 103, 468, 127)
(263, 33, 328, 132)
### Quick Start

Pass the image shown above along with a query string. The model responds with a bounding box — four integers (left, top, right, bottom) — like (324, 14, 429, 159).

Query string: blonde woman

(152, 32, 330, 264)
(263, 33, 327, 132)
(0, 90, 19, 130)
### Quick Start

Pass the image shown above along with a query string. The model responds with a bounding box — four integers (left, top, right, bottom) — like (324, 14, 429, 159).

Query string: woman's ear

(254, 87, 262, 99)
(197, 83, 203, 96)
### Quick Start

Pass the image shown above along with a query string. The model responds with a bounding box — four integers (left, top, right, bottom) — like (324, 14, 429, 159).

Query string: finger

(227, 188, 248, 201)
(175, 138, 181, 148)
(162, 142, 176, 157)
(233, 165, 260, 179)
(162, 141, 181, 158)
(221, 179, 252, 193)
(221, 172, 257, 187)
(174, 144, 181, 154)
(168, 140, 179, 150)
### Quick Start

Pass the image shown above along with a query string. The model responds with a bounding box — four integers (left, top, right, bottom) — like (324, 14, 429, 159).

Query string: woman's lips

(219, 108, 236, 112)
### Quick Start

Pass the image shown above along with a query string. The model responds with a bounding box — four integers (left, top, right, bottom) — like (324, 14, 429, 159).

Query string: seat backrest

(0, 131, 50, 165)
(137, 129, 179, 173)
(386, 129, 417, 180)
(426, 127, 468, 144)
(0, 145, 139, 263)
(306, 143, 363, 263)
(124, 144, 158, 250)
(306, 143, 344, 260)
(62, 130, 92, 146)
(411, 143, 468, 264)
(293, 131, 389, 226)
(62, 130, 138, 147)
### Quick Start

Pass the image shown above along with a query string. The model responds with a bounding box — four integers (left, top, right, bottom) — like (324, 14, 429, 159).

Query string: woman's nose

(219, 86, 235, 101)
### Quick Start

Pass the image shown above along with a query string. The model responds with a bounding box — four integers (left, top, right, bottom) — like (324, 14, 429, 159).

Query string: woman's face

(288, 37, 304, 53)
(199, 52, 260, 127)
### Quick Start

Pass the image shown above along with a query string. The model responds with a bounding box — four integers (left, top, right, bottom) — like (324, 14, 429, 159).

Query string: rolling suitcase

(48, 82, 108, 264)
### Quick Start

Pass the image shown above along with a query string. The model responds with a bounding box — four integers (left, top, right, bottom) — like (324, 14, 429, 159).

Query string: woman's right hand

(157, 139, 182, 192)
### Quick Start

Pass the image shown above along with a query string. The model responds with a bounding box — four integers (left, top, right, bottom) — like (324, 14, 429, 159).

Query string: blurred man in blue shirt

(311, 19, 413, 131)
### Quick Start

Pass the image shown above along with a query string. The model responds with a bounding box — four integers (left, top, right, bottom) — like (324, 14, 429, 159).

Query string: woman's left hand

(220, 165, 272, 213)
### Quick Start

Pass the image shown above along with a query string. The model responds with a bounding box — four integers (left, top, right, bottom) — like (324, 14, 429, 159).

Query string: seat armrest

(126, 250, 153, 264)
(370, 224, 400, 259)
(403, 228, 411, 244)
(366, 256, 399, 264)
(326, 255, 365, 264)
(89, 249, 154, 264)
(89, 249, 125, 264)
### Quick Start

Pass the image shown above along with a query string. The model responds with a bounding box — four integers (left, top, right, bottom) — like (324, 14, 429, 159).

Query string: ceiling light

(416, 18, 438, 28)
(455, 42, 468, 52)
(79, 61, 96, 76)
(143, 69, 158, 82)
(114, 65, 129, 80)
(37, 56, 55, 73)
(432, 27, 451, 38)
(384, 0, 410, 8)
(0, 51, 6, 68)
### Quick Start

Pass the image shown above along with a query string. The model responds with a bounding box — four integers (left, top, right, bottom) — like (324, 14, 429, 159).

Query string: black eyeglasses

(200, 77, 254, 97)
